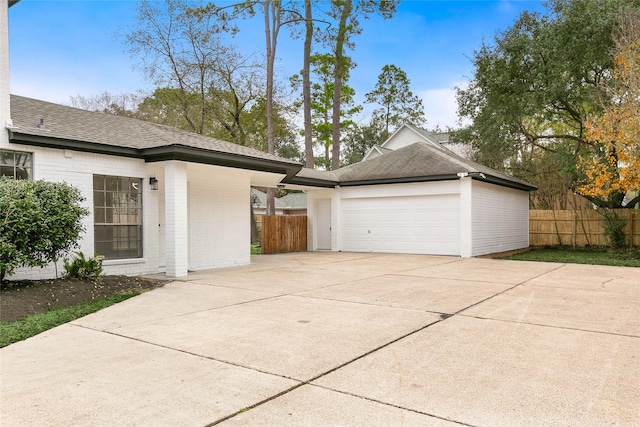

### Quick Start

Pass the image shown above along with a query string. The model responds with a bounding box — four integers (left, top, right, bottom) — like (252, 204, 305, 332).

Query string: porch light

(149, 177, 158, 190)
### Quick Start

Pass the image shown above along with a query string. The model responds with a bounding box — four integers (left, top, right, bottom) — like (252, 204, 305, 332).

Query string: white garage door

(341, 195, 460, 255)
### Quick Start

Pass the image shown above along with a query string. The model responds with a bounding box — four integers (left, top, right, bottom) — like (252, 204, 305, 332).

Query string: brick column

(164, 161, 188, 277)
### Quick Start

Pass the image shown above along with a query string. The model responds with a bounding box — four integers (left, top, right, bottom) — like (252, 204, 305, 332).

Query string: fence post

(572, 213, 577, 248)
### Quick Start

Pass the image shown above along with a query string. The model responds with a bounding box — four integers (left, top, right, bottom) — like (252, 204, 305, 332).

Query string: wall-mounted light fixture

(149, 177, 158, 190)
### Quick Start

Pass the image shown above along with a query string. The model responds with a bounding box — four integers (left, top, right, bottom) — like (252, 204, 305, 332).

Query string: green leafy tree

(241, 97, 302, 161)
(341, 115, 386, 165)
(292, 53, 361, 169)
(365, 64, 425, 139)
(575, 9, 640, 209)
(455, 0, 640, 207)
(0, 178, 89, 281)
(324, 0, 400, 170)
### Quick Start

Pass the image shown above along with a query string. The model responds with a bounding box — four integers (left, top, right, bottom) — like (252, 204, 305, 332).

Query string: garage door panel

(341, 195, 459, 255)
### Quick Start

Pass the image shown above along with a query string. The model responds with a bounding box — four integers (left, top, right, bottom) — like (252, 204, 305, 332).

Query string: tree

(195, 0, 304, 214)
(68, 91, 144, 118)
(455, 0, 639, 207)
(575, 9, 640, 209)
(324, 0, 400, 170)
(365, 64, 425, 139)
(126, 0, 265, 139)
(0, 178, 89, 281)
(302, 0, 314, 168)
(341, 115, 386, 165)
(292, 53, 361, 169)
(241, 97, 302, 161)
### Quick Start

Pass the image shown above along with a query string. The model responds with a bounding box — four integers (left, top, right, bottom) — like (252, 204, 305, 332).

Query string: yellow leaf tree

(577, 10, 640, 209)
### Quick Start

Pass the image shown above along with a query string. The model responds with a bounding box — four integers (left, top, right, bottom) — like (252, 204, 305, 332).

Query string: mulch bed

(1, 275, 166, 322)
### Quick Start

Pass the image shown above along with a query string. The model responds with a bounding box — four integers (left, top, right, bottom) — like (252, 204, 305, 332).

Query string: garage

(341, 194, 460, 255)
(289, 140, 536, 258)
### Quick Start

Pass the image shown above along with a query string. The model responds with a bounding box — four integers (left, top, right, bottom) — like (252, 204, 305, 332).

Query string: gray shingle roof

(286, 142, 535, 191)
(9, 95, 301, 167)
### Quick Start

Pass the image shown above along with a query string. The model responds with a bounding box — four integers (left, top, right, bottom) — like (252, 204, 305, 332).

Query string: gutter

(9, 132, 302, 177)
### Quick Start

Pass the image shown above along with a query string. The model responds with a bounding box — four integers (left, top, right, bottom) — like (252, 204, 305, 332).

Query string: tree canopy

(455, 0, 640, 208)
(575, 8, 640, 208)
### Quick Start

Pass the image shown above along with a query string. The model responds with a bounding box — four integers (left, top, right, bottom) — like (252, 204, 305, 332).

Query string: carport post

(164, 161, 189, 277)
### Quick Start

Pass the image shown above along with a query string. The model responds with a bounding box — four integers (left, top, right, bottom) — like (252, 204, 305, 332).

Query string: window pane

(0, 165, 14, 178)
(105, 192, 115, 208)
(15, 152, 30, 167)
(106, 207, 115, 223)
(0, 151, 14, 165)
(94, 225, 106, 242)
(119, 177, 129, 192)
(17, 167, 31, 180)
(93, 191, 105, 207)
(106, 176, 118, 192)
(93, 175, 104, 191)
(94, 208, 106, 223)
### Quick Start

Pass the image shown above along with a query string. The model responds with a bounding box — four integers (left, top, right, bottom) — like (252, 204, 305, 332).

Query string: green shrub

(63, 252, 104, 280)
(0, 177, 89, 281)
(602, 210, 627, 248)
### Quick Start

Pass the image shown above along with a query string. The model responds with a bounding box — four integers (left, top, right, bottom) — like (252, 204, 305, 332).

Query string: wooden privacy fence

(259, 215, 307, 254)
(530, 209, 640, 247)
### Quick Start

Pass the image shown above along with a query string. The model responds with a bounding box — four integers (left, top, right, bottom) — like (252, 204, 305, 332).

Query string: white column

(459, 176, 473, 257)
(1, 0, 11, 147)
(164, 161, 188, 277)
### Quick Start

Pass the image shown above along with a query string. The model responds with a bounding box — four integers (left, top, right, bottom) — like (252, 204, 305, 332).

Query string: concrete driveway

(1, 253, 639, 426)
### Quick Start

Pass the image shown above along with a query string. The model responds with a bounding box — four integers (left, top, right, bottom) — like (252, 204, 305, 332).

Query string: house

(251, 188, 307, 215)
(283, 134, 535, 258)
(2, 1, 534, 280)
(362, 124, 471, 161)
(2, 94, 301, 279)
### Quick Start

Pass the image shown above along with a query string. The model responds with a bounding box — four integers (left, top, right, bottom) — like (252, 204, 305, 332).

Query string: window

(0, 149, 32, 180)
(93, 175, 143, 260)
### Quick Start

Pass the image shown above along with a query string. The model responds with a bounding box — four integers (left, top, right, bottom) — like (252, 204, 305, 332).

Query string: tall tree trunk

(264, 0, 280, 215)
(331, 0, 352, 171)
(303, 0, 314, 168)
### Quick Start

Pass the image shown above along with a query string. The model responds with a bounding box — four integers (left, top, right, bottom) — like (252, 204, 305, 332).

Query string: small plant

(63, 252, 104, 280)
(602, 210, 627, 248)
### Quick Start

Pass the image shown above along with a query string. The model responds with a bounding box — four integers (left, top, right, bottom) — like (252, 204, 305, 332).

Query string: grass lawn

(0, 292, 140, 348)
(497, 246, 640, 267)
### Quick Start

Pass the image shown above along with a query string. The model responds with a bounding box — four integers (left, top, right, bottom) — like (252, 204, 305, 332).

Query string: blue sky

(8, 0, 545, 130)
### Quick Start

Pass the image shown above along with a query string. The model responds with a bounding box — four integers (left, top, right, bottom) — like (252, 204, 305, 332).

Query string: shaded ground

(1, 276, 166, 322)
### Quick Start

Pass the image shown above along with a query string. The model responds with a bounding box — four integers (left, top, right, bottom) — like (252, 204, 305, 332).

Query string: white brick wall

(187, 164, 251, 270)
(4, 138, 276, 280)
(164, 160, 188, 277)
(6, 144, 160, 280)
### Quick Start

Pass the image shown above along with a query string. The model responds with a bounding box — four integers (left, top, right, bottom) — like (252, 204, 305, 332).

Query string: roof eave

(143, 145, 301, 178)
(9, 131, 302, 178)
(283, 175, 337, 188)
(339, 174, 460, 187)
(470, 173, 537, 192)
(9, 131, 142, 158)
